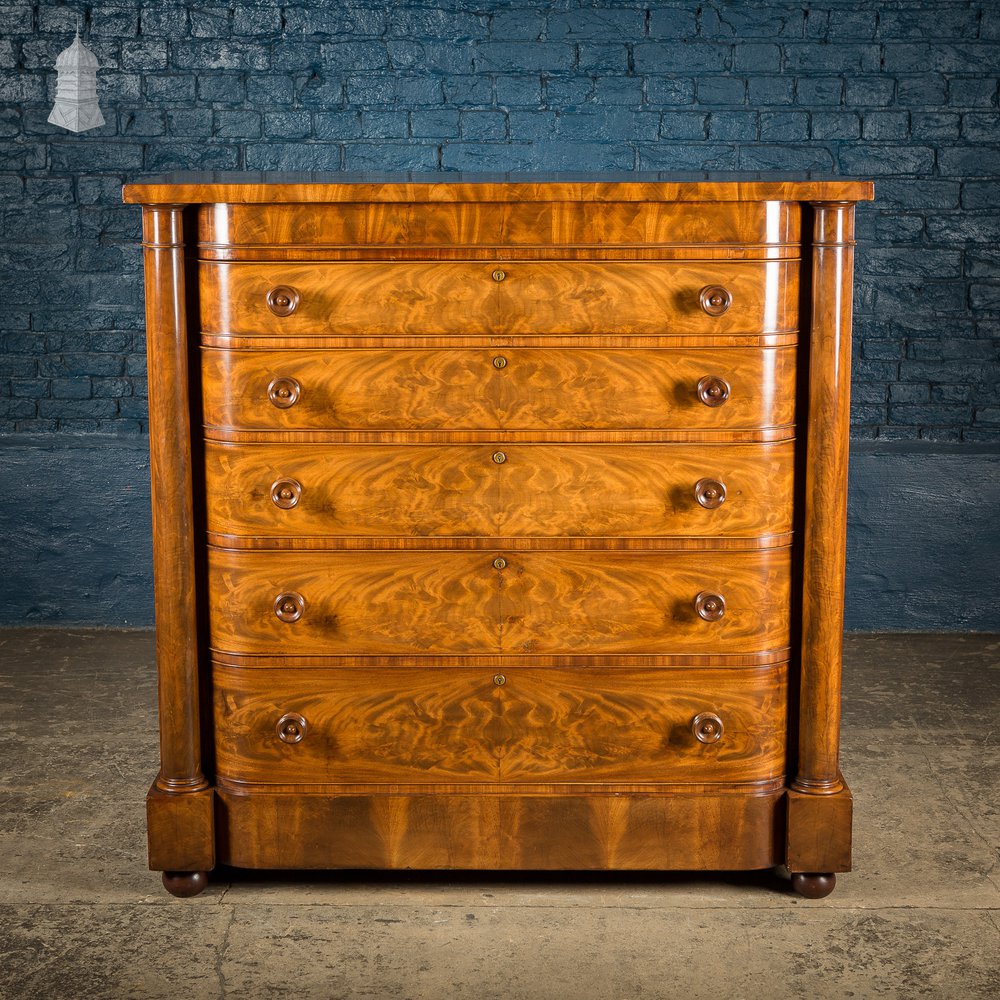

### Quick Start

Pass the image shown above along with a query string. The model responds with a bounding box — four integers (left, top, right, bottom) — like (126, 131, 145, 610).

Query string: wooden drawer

(202, 345, 797, 433)
(199, 200, 800, 251)
(213, 663, 788, 785)
(205, 441, 794, 540)
(200, 260, 798, 337)
(207, 548, 790, 657)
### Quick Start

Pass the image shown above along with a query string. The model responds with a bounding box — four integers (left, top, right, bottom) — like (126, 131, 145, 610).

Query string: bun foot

(162, 871, 209, 898)
(791, 872, 836, 899)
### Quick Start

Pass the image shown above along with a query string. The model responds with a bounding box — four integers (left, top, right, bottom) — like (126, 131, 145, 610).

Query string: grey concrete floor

(0, 630, 997, 1000)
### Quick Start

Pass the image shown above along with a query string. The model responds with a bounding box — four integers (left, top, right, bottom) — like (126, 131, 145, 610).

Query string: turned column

(793, 201, 856, 796)
(142, 204, 207, 795)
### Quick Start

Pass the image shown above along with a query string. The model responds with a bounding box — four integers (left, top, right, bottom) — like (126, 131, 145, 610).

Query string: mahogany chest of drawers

(123, 172, 873, 898)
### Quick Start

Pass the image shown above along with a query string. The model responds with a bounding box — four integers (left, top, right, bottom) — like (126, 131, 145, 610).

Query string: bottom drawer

(214, 663, 787, 786)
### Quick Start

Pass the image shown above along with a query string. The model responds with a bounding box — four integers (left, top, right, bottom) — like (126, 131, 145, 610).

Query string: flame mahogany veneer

(125, 172, 873, 899)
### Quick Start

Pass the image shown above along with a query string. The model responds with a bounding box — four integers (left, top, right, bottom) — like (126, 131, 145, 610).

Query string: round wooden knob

(276, 712, 307, 744)
(270, 478, 302, 510)
(267, 376, 301, 409)
(492, 451, 507, 465)
(274, 592, 305, 623)
(694, 478, 727, 509)
(699, 285, 732, 316)
(266, 285, 300, 316)
(697, 375, 731, 407)
(692, 712, 724, 744)
(492, 355, 508, 369)
(492, 268, 506, 282)
(695, 591, 726, 622)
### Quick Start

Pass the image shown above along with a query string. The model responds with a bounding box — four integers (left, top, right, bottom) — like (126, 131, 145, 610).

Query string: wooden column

(141, 205, 214, 881)
(786, 201, 856, 882)
(794, 201, 856, 796)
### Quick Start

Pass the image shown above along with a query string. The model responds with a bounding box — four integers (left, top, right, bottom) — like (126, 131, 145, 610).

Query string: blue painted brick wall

(1, 0, 999, 441)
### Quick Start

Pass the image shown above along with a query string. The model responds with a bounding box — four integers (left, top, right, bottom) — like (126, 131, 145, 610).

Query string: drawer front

(213, 664, 787, 785)
(205, 441, 794, 540)
(500, 550, 791, 655)
(207, 442, 500, 538)
(207, 548, 789, 656)
(201, 346, 797, 432)
(208, 549, 499, 656)
(200, 200, 800, 249)
(200, 261, 798, 337)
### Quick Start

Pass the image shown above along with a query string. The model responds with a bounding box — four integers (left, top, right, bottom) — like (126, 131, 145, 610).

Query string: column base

(785, 781, 852, 874)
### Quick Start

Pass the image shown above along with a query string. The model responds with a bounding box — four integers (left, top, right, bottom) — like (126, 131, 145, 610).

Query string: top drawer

(200, 260, 798, 337)
(199, 200, 801, 253)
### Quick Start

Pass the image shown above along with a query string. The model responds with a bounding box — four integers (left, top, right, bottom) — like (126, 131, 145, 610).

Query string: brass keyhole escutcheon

(276, 712, 308, 744)
(270, 478, 302, 510)
(694, 478, 727, 510)
(695, 591, 726, 622)
(274, 591, 305, 623)
(492, 268, 506, 282)
(267, 376, 301, 409)
(492, 451, 507, 465)
(493, 674, 506, 686)
(492, 355, 508, 369)
(692, 713, 724, 744)
(266, 285, 300, 317)
(493, 557, 507, 571)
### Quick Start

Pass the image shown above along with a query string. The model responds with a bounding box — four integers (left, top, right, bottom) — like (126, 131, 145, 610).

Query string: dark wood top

(123, 171, 874, 205)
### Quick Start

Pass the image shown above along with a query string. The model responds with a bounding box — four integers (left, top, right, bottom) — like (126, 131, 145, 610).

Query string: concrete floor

(0, 630, 997, 1000)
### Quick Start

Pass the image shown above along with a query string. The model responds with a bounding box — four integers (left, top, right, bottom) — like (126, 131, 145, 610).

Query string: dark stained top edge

(123, 170, 874, 205)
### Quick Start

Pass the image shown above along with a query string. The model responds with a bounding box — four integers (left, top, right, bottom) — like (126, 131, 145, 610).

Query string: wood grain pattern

(203, 333, 800, 350)
(198, 200, 800, 250)
(200, 260, 798, 337)
(207, 547, 790, 656)
(208, 549, 500, 656)
(215, 666, 499, 784)
(122, 171, 875, 206)
(201, 345, 797, 433)
(213, 664, 787, 785)
(211, 648, 790, 670)
(146, 783, 214, 872)
(214, 786, 785, 870)
(128, 174, 870, 890)
(141, 206, 209, 797)
(500, 549, 790, 655)
(786, 784, 853, 873)
(204, 441, 794, 540)
(200, 246, 802, 263)
(204, 441, 499, 538)
(794, 202, 856, 797)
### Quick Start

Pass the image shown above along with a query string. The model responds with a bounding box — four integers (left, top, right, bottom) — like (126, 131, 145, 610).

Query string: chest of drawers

(124, 172, 873, 899)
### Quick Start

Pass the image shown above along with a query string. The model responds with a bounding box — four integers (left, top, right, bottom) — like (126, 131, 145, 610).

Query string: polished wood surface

(130, 174, 870, 894)
(204, 441, 794, 540)
(793, 203, 855, 797)
(142, 206, 207, 797)
(500, 550, 790, 655)
(786, 785, 853, 873)
(206, 547, 790, 656)
(198, 200, 799, 251)
(201, 345, 798, 434)
(146, 783, 214, 873)
(123, 170, 875, 205)
(213, 664, 787, 785)
(200, 260, 799, 337)
(215, 786, 785, 870)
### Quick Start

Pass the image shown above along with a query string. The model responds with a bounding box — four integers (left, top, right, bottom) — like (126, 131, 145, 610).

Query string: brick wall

(1, 1, 998, 441)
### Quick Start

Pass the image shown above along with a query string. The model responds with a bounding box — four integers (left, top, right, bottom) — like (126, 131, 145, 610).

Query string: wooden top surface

(123, 170, 874, 205)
